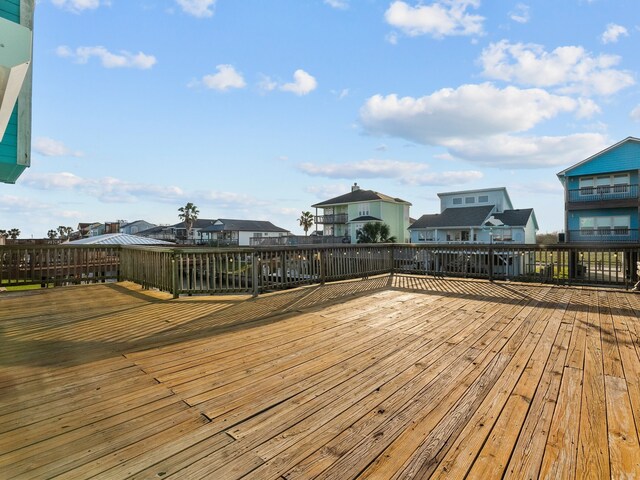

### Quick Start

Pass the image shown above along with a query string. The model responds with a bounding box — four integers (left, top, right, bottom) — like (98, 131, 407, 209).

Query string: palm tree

(356, 222, 396, 244)
(47, 230, 58, 244)
(178, 202, 199, 242)
(298, 211, 314, 236)
(8, 228, 20, 240)
(0, 230, 7, 239)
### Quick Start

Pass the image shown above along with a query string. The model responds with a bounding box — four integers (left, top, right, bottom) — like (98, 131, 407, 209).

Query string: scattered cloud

(385, 32, 399, 45)
(21, 172, 184, 203)
(443, 133, 608, 168)
(258, 74, 278, 92)
(56, 45, 157, 69)
(360, 83, 608, 168)
(361, 83, 590, 144)
(281, 69, 318, 96)
(33, 137, 84, 158)
(324, 0, 349, 9)
(480, 40, 635, 96)
(331, 88, 349, 99)
(631, 104, 640, 122)
(298, 159, 482, 186)
(193, 64, 246, 91)
(176, 0, 216, 18)
(305, 183, 352, 199)
(509, 3, 530, 23)
(601, 23, 628, 44)
(375, 144, 388, 152)
(384, 0, 484, 39)
(51, 0, 107, 13)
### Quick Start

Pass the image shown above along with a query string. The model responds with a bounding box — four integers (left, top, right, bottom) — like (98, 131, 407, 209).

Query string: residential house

(311, 183, 411, 243)
(409, 187, 538, 244)
(135, 225, 176, 243)
(120, 220, 156, 235)
(556, 136, 640, 244)
(76, 222, 101, 239)
(200, 219, 290, 246)
(171, 219, 217, 244)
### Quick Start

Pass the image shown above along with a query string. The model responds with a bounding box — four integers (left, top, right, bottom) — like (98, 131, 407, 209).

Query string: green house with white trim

(0, 0, 34, 184)
(311, 183, 412, 243)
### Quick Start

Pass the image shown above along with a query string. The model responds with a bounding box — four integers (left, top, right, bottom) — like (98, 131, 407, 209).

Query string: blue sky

(3, 0, 640, 238)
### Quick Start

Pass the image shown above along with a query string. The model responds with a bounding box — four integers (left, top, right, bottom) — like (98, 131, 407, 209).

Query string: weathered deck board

(1, 277, 639, 479)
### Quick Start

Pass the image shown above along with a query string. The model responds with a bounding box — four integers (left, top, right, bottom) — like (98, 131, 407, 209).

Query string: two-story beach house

(311, 183, 411, 244)
(409, 187, 538, 244)
(556, 137, 640, 244)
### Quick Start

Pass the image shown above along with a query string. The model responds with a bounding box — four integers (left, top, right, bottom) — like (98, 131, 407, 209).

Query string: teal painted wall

(564, 140, 640, 177)
(0, 1, 25, 183)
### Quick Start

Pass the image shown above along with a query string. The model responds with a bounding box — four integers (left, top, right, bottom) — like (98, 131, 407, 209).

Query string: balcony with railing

(314, 213, 349, 224)
(567, 184, 639, 203)
(567, 228, 639, 243)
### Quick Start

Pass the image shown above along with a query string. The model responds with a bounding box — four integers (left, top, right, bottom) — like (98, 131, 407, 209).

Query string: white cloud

(324, 0, 349, 9)
(480, 40, 635, 96)
(33, 137, 84, 158)
(298, 159, 483, 186)
(631, 105, 640, 122)
(361, 83, 585, 145)
(509, 3, 530, 23)
(21, 172, 184, 203)
(386, 32, 399, 45)
(444, 133, 608, 168)
(51, 0, 105, 13)
(384, 0, 484, 39)
(57, 45, 157, 69)
(601, 23, 628, 44)
(359, 83, 608, 168)
(305, 184, 350, 199)
(258, 74, 278, 92)
(197, 64, 246, 91)
(176, 0, 216, 18)
(281, 69, 318, 96)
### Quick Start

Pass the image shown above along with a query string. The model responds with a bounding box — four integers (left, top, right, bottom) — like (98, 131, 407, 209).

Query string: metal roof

(67, 233, 174, 245)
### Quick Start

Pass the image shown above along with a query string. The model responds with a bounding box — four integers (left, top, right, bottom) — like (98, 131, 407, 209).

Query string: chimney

(351, 182, 360, 192)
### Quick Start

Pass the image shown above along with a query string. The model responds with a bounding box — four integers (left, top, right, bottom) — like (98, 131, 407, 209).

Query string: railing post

(389, 245, 395, 277)
(252, 252, 260, 297)
(171, 253, 178, 299)
(319, 250, 326, 285)
(488, 246, 494, 281)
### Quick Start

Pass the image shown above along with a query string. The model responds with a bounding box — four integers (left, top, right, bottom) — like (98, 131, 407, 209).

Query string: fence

(2, 243, 640, 296)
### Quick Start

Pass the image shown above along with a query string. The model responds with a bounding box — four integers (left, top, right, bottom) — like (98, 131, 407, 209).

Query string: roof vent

(352, 182, 360, 192)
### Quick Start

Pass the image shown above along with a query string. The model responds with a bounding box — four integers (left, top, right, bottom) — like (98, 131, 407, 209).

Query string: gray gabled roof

(409, 206, 494, 229)
(486, 209, 536, 228)
(312, 189, 411, 208)
(120, 219, 155, 229)
(200, 219, 289, 233)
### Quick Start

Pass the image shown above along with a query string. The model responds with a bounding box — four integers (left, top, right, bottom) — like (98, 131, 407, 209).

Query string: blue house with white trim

(557, 137, 640, 243)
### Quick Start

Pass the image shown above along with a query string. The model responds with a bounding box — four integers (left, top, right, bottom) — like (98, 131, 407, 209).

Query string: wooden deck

(1, 275, 639, 479)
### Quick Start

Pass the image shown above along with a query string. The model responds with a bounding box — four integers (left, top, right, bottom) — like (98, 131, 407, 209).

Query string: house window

(579, 216, 630, 235)
(465, 197, 475, 204)
(357, 203, 370, 216)
(478, 195, 489, 203)
(579, 174, 630, 195)
(452, 198, 462, 205)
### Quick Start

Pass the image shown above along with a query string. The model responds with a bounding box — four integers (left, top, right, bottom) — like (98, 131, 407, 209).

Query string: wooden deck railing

(2, 243, 639, 295)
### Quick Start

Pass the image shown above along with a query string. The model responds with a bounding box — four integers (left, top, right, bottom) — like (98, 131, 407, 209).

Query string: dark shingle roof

(409, 206, 494, 229)
(485, 209, 534, 227)
(172, 219, 217, 229)
(312, 189, 411, 208)
(200, 219, 289, 233)
(348, 215, 383, 222)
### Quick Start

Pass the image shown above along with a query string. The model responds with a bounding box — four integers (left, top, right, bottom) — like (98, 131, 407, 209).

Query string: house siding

(567, 207, 638, 230)
(0, 3, 21, 181)
(564, 141, 640, 177)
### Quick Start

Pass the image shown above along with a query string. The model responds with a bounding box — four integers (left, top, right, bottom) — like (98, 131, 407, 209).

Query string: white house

(200, 219, 290, 246)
